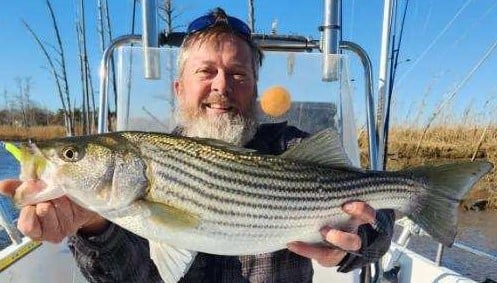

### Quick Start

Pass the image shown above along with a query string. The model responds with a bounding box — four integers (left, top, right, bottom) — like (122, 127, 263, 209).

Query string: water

(0, 147, 495, 280)
(396, 210, 497, 281)
(0, 144, 21, 249)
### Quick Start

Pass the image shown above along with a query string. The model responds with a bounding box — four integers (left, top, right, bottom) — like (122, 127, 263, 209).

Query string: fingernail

(343, 202, 354, 212)
(325, 229, 341, 243)
(287, 242, 300, 252)
(320, 226, 332, 237)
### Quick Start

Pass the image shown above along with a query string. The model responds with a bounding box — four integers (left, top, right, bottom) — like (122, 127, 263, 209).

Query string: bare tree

(158, 0, 185, 114)
(15, 78, 27, 127)
(75, 0, 96, 134)
(23, 0, 73, 136)
(2, 89, 12, 125)
(11, 77, 36, 127)
(97, 0, 117, 131)
(159, 0, 183, 32)
(161, 0, 173, 32)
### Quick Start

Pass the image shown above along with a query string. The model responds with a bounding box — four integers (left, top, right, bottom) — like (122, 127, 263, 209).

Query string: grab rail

(396, 218, 497, 265)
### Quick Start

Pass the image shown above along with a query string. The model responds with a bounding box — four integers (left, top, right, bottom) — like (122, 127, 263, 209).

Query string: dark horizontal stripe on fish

(152, 171, 418, 221)
(195, 226, 317, 240)
(156, 162, 408, 205)
(199, 212, 343, 229)
(147, 148, 419, 202)
(156, 172, 418, 216)
(154, 159, 419, 205)
(149, 152, 327, 194)
(196, 195, 408, 237)
(142, 141, 362, 188)
(158, 173, 334, 212)
(165, 189, 345, 224)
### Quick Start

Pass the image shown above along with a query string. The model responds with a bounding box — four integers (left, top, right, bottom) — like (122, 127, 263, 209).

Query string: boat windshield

(114, 46, 360, 166)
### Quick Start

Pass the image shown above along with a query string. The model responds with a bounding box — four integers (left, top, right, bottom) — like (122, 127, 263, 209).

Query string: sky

(1, 0, 496, 127)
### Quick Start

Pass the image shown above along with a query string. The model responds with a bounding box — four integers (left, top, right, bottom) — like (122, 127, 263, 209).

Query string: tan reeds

(360, 125, 496, 209)
(0, 126, 66, 141)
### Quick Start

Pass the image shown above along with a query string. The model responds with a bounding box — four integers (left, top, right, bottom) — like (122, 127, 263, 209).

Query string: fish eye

(60, 146, 82, 162)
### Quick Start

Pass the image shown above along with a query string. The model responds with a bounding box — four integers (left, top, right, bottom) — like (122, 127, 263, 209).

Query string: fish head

(13, 134, 149, 213)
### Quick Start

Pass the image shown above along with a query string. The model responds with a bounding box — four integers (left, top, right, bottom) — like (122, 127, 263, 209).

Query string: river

(393, 210, 497, 281)
(0, 145, 496, 280)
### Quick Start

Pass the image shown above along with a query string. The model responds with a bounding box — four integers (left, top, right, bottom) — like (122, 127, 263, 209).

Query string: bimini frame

(96, 0, 379, 282)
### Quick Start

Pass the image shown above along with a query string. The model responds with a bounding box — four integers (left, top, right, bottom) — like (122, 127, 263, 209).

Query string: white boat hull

(0, 238, 87, 283)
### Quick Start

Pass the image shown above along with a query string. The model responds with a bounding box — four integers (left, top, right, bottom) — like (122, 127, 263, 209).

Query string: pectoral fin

(149, 241, 197, 283)
(100, 200, 199, 230)
(144, 201, 199, 230)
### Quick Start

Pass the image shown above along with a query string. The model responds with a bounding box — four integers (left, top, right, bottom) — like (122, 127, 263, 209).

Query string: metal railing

(396, 218, 497, 266)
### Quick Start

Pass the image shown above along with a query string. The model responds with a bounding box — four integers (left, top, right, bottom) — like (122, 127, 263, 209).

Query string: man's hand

(287, 201, 376, 267)
(0, 179, 108, 243)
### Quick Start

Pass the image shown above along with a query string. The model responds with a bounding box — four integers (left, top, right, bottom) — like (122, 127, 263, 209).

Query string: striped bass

(7, 129, 493, 282)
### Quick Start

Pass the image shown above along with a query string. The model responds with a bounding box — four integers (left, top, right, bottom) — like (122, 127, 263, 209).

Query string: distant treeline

(0, 107, 97, 128)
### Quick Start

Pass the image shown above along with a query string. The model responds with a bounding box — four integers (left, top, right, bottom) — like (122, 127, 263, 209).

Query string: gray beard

(174, 104, 258, 147)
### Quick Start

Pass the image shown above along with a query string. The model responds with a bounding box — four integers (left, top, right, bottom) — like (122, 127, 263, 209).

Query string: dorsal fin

(280, 128, 353, 167)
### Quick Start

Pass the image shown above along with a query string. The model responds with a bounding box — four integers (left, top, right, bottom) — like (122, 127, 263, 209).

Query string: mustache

(202, 93, 234, 107)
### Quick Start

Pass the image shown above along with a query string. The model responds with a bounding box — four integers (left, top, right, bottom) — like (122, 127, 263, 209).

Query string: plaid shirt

(68, 122, 394, 282)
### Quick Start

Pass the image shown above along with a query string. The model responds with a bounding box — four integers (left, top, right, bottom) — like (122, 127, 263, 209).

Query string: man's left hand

(287, 201, 376, 267)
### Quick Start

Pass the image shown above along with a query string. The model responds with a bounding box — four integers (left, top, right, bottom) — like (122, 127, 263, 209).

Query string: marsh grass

(359, 125, 497, 209)
(0, 125, 66, 141)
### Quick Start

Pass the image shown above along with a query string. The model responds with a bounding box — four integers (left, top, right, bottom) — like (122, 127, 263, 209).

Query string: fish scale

(138, 138, 422, 239)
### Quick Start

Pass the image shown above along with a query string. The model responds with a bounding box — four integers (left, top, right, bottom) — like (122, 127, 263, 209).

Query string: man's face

(174, 34, 256, 119)
(173, 34, 258, 146)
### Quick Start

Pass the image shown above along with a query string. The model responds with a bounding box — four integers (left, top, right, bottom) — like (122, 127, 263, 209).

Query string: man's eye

(232, 73, 247, 81)
(197, 68, 212, 74)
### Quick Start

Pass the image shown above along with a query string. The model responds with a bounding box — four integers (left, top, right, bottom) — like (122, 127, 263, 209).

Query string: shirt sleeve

(67, 223, 163, 283)
(337, 209, 395, 272)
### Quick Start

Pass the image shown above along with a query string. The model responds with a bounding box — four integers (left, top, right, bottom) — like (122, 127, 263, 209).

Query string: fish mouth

(13, 179, 65, 207)
(12, 143, 66, 206)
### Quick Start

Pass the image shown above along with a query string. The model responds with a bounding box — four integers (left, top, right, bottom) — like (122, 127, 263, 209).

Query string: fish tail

(406, 160, 493, 246)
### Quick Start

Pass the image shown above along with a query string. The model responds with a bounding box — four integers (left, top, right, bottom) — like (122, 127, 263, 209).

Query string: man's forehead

(188, 33, 250, 51)
(186, 38, 252, 64)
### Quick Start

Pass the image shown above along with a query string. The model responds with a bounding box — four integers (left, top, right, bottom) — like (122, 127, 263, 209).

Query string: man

(0, 8, 393, 282)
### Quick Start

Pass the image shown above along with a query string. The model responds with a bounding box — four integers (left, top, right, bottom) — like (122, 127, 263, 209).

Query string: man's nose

(211, 71, 232, 95)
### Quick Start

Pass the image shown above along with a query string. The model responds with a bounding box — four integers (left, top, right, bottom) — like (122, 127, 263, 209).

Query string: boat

(0, 0, 495, 282)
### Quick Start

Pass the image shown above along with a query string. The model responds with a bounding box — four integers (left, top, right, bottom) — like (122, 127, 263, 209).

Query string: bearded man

(0, 7, 394, 283)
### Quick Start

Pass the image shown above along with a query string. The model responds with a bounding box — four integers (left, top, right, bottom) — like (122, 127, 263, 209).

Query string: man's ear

(174, 80, 182, 97)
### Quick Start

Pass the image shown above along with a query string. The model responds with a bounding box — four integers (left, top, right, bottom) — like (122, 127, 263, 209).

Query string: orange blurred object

(260, 86, 292, 117)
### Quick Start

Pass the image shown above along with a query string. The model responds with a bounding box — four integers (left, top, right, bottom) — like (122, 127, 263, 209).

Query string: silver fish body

(12, 129, 493, 282)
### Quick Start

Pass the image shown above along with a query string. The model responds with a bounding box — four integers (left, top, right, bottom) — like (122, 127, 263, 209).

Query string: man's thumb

(0, 179, 22, 197)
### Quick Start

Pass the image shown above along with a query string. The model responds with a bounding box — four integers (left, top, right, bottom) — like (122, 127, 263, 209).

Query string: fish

(6, 129, 493, 282)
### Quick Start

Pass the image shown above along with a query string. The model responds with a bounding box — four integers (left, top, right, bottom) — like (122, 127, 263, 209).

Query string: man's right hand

(0, 179, 108, 243)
